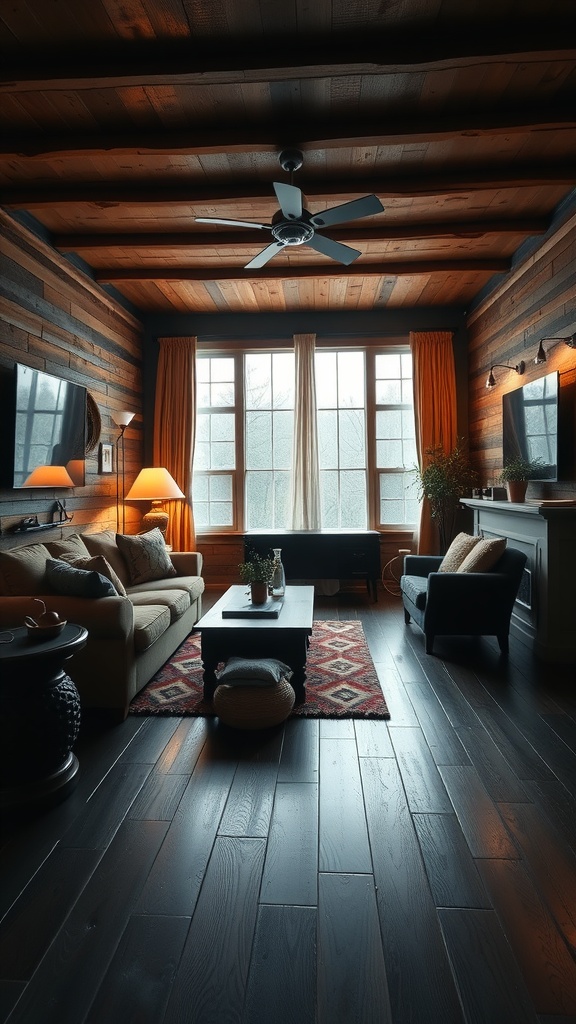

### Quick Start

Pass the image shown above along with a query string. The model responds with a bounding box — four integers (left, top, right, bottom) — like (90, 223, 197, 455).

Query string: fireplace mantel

(461, 499, 576, 664)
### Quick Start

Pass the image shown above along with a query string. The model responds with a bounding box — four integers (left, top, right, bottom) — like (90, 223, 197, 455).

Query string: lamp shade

(125, 467, 185, 501)
(23, 465, 75, 488)
(112, 410, 135, 428)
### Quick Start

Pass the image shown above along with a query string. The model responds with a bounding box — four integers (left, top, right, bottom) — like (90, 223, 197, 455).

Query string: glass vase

(271, 548, 286, 598)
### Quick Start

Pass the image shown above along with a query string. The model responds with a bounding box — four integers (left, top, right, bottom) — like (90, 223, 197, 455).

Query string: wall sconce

(485, 360, 525, 390)
(112, 411, 135, 533)
(534, 333, 576, 365)
(125, 467, 185, 536)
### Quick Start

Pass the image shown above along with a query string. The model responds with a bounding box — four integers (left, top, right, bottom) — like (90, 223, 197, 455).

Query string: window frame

(195, 336, 415, 534)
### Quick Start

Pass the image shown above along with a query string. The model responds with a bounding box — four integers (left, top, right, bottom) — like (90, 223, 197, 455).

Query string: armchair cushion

(400, 575, 428, 611)
(439, 532, 481, 572)
(457, 536, 507, 573)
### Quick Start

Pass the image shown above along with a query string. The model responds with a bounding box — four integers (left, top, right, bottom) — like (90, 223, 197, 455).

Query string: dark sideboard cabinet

(245, 530, 381, 601)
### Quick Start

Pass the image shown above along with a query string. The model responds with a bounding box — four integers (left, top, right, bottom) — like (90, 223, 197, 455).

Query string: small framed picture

(99, 442, 113, 474)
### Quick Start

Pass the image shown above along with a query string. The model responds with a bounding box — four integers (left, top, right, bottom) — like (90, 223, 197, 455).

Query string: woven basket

(213, 678, 295, 730)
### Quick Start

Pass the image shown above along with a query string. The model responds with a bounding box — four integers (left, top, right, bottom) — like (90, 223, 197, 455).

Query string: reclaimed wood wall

(0, 211, 145, 548)
(466, 212, 576, 499)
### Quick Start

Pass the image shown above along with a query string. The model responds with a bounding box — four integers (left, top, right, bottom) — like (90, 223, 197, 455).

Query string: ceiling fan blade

(307, 233, 361, 265)
(273, 182, 303, 220)
(196, 217, 270, 230)
(310, 194, 384, 229)
(245, 240, 288, 270)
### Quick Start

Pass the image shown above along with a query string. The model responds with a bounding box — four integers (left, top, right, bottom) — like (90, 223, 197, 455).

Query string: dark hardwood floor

(1, 586, 576, 1024)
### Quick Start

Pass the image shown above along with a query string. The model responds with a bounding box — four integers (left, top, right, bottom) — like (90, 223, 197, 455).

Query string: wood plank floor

(1, 587, 576, 1024)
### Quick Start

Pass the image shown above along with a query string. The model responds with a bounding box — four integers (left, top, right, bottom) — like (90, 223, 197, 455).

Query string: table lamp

(125, 467, 185, 536)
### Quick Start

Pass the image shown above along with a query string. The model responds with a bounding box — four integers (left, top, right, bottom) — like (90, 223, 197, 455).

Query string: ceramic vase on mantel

(250, 581, 269, 605)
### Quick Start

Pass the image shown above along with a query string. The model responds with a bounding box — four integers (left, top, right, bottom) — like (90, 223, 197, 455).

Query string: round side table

(0, 623, 88, 809)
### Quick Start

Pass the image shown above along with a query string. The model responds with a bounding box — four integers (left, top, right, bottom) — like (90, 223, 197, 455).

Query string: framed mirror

(86, 392, 102, 454)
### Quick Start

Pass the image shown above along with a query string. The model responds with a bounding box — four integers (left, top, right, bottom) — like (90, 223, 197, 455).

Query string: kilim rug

(129, 620, 390, 719)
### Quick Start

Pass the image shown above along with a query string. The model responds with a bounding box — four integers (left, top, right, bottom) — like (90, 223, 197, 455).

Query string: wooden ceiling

(1, 0, 575, 317)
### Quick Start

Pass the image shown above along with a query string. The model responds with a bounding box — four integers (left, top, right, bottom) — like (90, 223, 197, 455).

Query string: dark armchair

(400, 546, 527, 654)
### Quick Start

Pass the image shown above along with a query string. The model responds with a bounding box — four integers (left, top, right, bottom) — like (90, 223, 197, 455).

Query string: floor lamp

(112, 411, 135, 533)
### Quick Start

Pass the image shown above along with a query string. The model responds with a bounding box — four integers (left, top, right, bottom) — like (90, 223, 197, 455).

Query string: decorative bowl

(26, 619, 67, 642)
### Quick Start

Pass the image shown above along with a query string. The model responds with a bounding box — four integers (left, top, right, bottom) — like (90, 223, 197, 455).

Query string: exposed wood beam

(3, 108, 575, 159)
(53, 218, 549, 252)
(1, 29, 575, 91)
(3, 164, 573, 208)
(96, 258, 511, 283)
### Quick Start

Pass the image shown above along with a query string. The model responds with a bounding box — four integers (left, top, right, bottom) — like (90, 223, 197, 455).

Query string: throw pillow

(439, 532, 481, 572)
(116, 528, 177, 586)
(457, 537, 507, 573)
(45, 558, 117, 598)
(46, 533, 91, 561)
(0, 542, 51, 596)
(67, 555, 127, 596)
(82, 530, 131, 586)
(216, 656, 293, 684)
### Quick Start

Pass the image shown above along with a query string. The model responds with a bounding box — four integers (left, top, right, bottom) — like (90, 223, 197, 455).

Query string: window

(193, 357, 236, 529)
(245, 352, 294, 529)
(373, 352, 419, 527)
(316, 350, 367, 528)
(193, 342, 417, 532)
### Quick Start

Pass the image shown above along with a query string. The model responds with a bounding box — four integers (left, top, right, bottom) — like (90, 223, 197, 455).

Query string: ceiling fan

(195, 149, 385, 269)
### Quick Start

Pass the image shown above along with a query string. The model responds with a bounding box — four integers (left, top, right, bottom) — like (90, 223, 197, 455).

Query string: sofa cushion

(126, 574, 204, 604)
(0, 542, 51, 596)
(401, 574, 428, 610)
(45, 558, 117, 598)
(65, 555, 128, 596)
(47, 533, 91, 561)
(116, 528, 177, 585)
(132, 603, 171, 651)
(457, 537, 507, 573)
(82, 530, 131, 586)
(130, 588, 190, 623)
(439, 532, 481, 572)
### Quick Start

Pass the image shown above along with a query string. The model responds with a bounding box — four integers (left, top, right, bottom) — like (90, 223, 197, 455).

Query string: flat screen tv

(13, 363, 86, 488)
(502, 370, 559, 481)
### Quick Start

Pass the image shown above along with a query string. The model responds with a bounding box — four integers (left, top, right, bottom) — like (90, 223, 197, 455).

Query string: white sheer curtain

(290, 333, 321, 530)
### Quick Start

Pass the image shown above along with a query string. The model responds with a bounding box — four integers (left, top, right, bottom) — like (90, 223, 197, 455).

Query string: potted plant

(413, 438, 478, 553)
(499, 455, 544, 503)
(238, 551, 275, 604)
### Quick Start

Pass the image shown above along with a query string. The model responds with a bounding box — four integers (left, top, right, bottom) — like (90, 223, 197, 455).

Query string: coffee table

(196, 585, 314, 703)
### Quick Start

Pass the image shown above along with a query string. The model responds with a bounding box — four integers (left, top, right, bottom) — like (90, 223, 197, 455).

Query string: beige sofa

(0, 528, 204, 719)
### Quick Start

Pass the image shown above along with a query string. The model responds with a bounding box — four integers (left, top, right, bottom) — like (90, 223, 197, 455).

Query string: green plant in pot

(413, 438, 478, 554)
(499, 455, 544, 503)
(238, 551, 275, 604)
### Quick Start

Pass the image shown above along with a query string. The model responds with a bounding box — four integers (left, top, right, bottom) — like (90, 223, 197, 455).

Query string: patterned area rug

(129, 620, 389, 719)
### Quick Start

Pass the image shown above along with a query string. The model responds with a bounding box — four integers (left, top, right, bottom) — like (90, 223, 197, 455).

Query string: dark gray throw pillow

(45, 558, 116, 598)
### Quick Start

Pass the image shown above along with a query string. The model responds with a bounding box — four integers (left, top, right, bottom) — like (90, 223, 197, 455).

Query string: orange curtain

(154, 336, 197, 550)
(410, 331, 458, 554)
